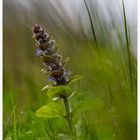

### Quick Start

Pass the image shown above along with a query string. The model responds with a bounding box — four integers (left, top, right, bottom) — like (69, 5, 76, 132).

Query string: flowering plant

(32, 24, 83, 134)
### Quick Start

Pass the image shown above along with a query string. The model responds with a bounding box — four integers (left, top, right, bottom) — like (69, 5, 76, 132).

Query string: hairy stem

(63, 97, 74, 135)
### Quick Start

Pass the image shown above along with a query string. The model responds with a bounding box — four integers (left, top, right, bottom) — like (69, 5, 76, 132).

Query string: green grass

(3, 0, 137, 140)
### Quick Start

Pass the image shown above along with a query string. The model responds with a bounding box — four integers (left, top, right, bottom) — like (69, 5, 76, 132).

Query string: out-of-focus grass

(3, 0, 137, 139)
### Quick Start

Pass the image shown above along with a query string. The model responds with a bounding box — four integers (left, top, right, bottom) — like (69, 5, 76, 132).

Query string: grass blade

(3, 105, 17, 135)
(84, 0, 98, 47)
(122, 0, 133, 94)
(10, 97, 17, 140)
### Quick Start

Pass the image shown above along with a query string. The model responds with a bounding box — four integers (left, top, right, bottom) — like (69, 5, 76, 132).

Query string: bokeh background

(3, 0, 137, 139)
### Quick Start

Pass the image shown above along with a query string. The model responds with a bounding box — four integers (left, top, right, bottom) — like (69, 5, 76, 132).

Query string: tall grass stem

(10, 97, 17, 140)
(122, 0, 133, 93)
(3, 105, 17, 135)
(84, 0, 98, 47)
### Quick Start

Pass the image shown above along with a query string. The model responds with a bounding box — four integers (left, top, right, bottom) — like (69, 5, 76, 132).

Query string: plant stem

(63, 97, 74, 135)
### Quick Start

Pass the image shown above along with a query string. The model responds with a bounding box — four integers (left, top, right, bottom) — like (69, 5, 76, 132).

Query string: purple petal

(48, 77, 56, 81)
(35, 48, 43, 56)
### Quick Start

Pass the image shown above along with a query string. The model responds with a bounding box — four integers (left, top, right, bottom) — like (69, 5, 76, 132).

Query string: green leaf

(68, 75, 84, 85)
(47, 85, 73, 98)
(35, 102, 65, 118)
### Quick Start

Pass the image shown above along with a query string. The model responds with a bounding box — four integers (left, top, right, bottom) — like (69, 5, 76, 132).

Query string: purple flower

(48, 77, 56, 81)
(32, 25, 72, 86)
(35, 48, 43, 56)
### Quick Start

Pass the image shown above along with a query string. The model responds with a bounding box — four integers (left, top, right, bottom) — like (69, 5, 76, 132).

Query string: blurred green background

(3, 0, 137, 139)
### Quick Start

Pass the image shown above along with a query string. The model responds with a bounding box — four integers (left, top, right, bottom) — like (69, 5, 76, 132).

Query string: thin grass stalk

(122, 0, 133, 93)
(48, 119, 56, 137)
(11, 97, 17, 140)
(117, 30, 129, 84)
(3, 105, 17, 135)
(84, 0, 98, 47)
(84, 0, 113, 105)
